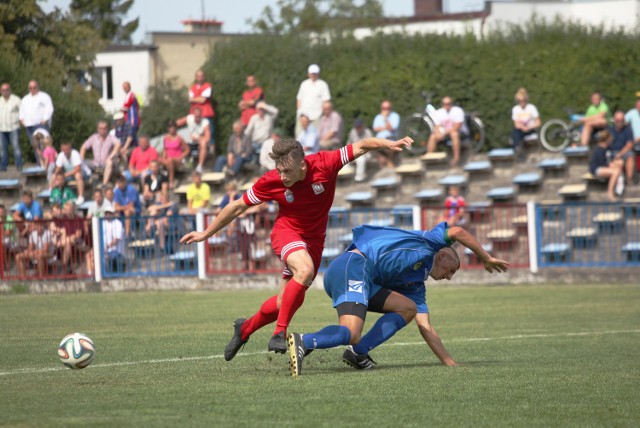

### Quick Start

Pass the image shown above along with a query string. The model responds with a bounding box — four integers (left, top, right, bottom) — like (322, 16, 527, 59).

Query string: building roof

(102, 44, 157, 53)
(181, 19, 224, 26)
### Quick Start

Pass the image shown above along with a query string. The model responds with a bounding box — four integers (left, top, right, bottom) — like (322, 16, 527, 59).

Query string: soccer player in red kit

(180, 136, 413, 358)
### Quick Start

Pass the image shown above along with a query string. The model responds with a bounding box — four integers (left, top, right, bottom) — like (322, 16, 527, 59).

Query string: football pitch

(1, 284, 639, 427)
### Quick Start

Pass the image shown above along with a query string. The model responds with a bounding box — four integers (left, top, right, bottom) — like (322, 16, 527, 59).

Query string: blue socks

(353, 313, 407, 355)
(302, 325, 351, 350)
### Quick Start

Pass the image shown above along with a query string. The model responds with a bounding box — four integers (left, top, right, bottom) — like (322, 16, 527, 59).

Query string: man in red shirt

(239, 75, 264, 126)
(126, 135, 158, 183)
(181, 136, 413, 358)
(189, 70, 215, 150)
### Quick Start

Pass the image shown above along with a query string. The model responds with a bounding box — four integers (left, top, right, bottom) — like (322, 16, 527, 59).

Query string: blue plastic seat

(486, 187, 515, 200)
(538, 157, 567, 169)
(345, 191, 373, 203)
(463, 160, 492, 172)
(438, 175, 466, 186)
(488, 148, 515, 159)
(413, 188, 443, 200)
(0, 179, 20, 189)
(370, 177, 399, 188)
(512, 172, 542, 186)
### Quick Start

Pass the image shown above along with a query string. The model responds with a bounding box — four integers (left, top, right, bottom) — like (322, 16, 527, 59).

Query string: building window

(93, 66, 113, 101)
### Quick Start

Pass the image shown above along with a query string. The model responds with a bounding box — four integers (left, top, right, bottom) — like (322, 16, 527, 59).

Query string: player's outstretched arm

(351, 136, 414, 159)
(415, 313, 457, 367)
(180, 198, 251, 244)
(448, 226, 510, 273)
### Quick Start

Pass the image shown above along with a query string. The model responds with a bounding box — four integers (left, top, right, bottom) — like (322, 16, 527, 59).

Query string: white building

(354, 0, 640, 39)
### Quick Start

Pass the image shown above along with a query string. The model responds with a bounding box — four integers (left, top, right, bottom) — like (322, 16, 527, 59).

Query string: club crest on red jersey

(312, 182, 325, 195)
(284, 189, 294, 203)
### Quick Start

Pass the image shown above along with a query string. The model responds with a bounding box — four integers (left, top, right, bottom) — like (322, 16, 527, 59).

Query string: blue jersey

(348, 222, 452, 288)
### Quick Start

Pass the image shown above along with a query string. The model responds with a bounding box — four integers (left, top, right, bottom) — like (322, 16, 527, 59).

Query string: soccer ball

(57, 333, 95, 369)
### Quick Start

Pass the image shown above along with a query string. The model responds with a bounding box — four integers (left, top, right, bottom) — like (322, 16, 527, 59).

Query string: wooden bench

(464, 243, 493, 264)
(128, 239, 156, 259)
(394, 162, 423, 185)
(512, 214, 528, 234)
(592, 212, 624, 233)
(487, 228, 517, 250)
(486, 187, 516, 202)
(566, 227, 597, 249)
(581, 172, 608, 190)
(621, 198, 640, 217)
(169, 250, 197, 271)
(201, 172, 226, 193)
(420, 152, 449, 171)
(621, 242, 640, 262)
(558, 184, 587, 201)
(337, 165, 355, 182)
(541, 242, 571, 264)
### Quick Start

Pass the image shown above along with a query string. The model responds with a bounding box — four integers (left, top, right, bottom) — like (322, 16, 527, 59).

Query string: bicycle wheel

(540, 119, 571, 152)
(467, 116, 485, 153)
(400, 114, 433, 154)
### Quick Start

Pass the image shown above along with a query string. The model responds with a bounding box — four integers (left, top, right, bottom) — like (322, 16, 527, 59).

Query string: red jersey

(240, 87, 264, 125)
(189, 82, 214, 118)
(243, 146, 355, 240)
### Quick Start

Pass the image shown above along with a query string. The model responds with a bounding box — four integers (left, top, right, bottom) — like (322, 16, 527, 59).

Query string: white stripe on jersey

(247, 188, 262, 205)
(340, 147, 349, 165)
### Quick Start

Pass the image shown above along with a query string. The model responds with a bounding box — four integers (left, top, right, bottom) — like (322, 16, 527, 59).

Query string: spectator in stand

(114, 174, 141, 236)
(159, 120, 189, 189)
(189, 70, 215, 149)
(102, 206, 125, 271)
(126, 135, 158, 183)
(346, 118, 374, 182)
(13, 190, 43, 222)
(440, 185, 466, 226)
(142, 160, 168, 207)
(579, 91, 611, 147)
(590, 130, 624, 201)
(298, 114, 319, 155)
(50, 201, 84, 270)
(54, 142, 90, 205)
(0, 82, 22, 171)
(19, 80, 53, 164)
(146, 191, 177, 251)
(16, 219, 53, 277)
(112, 111, 136, 162)
(177, 107, 210, 174)
(245, 101, 278, 155)
(259, 128, 283, 172)
(80, 119, 120, 187)
(214, 120, 253, 177)
(104, 185, 115, 207)
(32, 128, 52, 169)
(317, 101, 344, 151)
(121, 81, 140, 145)
(50, 171, 76, 206)
(86, 189, 113, 219)
(35, 129, 57, 182)
(184, 171, 210, 214)
(239, 75, 264, 126)
(426, 96, 468, 167)
(296, 64, 331, 136)
(373, 100, 401, 169)
(625, 94, 640, 145)
(214, 180, 241, 214)
(609, 110, 636, 185)
(511, 88, 541, 157)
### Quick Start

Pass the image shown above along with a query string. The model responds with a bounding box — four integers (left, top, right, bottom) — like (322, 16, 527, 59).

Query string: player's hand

(387, 136, 414, 152)
(180, 231, 207, 244)
(483, 257, 510, 273)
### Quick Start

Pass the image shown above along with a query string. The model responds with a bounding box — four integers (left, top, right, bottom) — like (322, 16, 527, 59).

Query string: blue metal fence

(536, 202, 640, 267)
(99, 215, 198, 278)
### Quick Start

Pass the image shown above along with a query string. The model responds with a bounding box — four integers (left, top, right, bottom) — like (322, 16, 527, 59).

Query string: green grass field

(1, 284, 639, 427)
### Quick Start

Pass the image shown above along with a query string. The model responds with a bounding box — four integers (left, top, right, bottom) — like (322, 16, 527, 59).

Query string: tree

(70, 0, 139, 44)
(140, 78, 190, 139)
(250, 0, 384, 36)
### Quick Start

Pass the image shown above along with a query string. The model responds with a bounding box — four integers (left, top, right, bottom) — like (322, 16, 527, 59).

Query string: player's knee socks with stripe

(240, 295, 279, 341)
(302, 325, 351, 350)
(353, 312, 407, 355)
(274, 279, 307, 335)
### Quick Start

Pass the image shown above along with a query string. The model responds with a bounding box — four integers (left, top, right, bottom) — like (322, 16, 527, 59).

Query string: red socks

(240, 295, 279, 341)
(273, 279, 308, 336)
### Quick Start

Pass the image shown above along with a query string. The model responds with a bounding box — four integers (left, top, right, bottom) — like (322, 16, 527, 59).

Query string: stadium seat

(391, 204, 414, 227)
(539, 201, 565, 221)
(413, 188, 443, 205)
(486, 187, 516, 202)
(538, 157, 567, 178)
(558, 184, 587, 201)
(328, 206, 348, 228)
(593, 212, 624, 233)
(321, 247, 342, 270)
(420, 152, 448, 165)
(621, 198, 640, 217)
(337, 164, 355, 182)
(129, 239, 156, 259)
(338, 232, 353, 248)
(511, 214, 528, 233)
(438, 174, 467, 187)
(21, 166, 47, 186)
(562, 145, 590, 167)
(0, 179, 21, 199)
(541, 242, 571, 264)
(581, 172, 608, 190)
(394, 162, 423, 185)
(488, 148, 515, 161)
(345, 191, 373, 208)
(37, 188, 51, 205)
(463, 160, 492, 175)
(364, 218, 393, 227)
(370, 176, 399, 198)
(201, 172, 226, 192)
(463, 243, 493, 264)
(566, 227, 597, 249)
(487, 228, 517, 250)
(467, 201, 492, 223)
(621, 242, 640, 262)
(169, 251, 196, 271)
(512, 172, 542, 192)
(174, 184, 190, 205)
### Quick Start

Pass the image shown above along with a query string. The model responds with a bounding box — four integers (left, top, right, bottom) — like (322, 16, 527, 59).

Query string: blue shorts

(387, 282, 429, 314)
(324, 251, 378, 308)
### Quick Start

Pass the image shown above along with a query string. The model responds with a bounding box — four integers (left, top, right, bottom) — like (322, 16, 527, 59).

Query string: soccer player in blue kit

(287, 222, 510, 378)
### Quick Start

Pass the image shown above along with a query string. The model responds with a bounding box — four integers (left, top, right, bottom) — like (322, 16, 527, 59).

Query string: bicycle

(401, 91, 486, 155)
(539, 112, 586, 152)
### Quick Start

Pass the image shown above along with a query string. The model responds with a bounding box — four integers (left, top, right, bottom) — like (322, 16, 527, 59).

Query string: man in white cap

(296, 64, 331, 136)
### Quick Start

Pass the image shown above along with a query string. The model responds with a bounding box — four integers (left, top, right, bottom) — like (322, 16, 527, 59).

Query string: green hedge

(202, 19, 640, 152)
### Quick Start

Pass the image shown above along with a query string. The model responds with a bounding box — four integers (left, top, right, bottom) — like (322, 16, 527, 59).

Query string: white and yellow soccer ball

(58, 333, 95, 369)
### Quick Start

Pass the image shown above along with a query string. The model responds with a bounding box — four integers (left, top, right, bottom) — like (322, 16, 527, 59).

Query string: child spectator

(40, 132, 57, 182)
(441, 185, 466, 226)
(49, 171, 77, 206)
(589, 130, 624, 201)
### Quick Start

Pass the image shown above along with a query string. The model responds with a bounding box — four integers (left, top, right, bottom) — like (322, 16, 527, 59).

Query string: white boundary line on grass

(2, 329, 639, 377)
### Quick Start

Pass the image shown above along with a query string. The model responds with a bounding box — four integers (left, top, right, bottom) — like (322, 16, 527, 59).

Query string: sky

(39, 0, 486, 43)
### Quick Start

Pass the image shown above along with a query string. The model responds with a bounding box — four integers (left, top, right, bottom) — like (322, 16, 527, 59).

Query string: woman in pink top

(159, 120, 189, 189)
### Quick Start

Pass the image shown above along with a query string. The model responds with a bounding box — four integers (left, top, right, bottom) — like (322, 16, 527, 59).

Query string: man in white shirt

(0, 82, 22, 171)
(246, 101, 279, 154)
(86, 189, 114, 219)
(296, 64, 331, 136)
(177, 107, 210, 174)
(19, 80, 54, 164)
(427, 96, 468, 167)
(102, 207, 125, 272)
(54, 142, 90, 206)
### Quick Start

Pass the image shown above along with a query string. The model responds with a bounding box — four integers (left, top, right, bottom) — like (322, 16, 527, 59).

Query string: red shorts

(270, 228, 324, 279)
